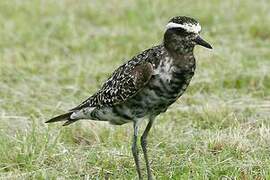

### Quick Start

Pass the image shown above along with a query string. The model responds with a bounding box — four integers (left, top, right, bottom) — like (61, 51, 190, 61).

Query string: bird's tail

(45, 112, 77, 126)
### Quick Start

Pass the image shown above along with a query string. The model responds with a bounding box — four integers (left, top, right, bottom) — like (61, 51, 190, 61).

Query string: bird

(46, 16, 212, 179)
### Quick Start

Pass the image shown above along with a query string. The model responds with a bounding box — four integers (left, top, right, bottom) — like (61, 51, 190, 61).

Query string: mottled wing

(70, 61, 153, 110)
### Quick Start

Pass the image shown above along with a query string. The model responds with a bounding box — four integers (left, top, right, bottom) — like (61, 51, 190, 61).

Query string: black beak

(194, 35, 212, 49)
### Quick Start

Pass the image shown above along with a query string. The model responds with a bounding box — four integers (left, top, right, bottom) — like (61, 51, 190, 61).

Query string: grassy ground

(0, 0, 270, 179)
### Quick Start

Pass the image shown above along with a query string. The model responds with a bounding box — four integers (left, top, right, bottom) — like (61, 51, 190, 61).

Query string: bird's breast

(111, 55, 196, 119)
(150, 56, 195, 99)
(145, 57, 195, 106)
(126, 65, 194, 117)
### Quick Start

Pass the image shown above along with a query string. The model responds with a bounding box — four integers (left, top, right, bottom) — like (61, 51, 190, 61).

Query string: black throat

(163, 29, 195, 57)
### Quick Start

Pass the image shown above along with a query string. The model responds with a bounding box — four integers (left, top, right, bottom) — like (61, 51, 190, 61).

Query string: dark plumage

(46, 16, 212, 179)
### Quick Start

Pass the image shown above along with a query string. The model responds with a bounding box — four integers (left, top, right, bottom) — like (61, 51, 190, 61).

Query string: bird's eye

(176, 27, 186, 33)
(175, 28, 190, 36)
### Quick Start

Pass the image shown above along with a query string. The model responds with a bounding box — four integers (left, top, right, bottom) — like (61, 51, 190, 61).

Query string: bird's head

(164, 16, 212, 54)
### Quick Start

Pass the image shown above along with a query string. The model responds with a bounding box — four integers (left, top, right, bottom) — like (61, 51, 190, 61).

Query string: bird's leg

(132, 121, 142, 179)
(141, 117, 155, 180)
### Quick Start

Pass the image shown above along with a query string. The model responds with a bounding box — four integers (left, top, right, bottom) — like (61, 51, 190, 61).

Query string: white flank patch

(71, 107, 95, 119)
(166, 22, 201, 33)
(154, 57, 173, 82)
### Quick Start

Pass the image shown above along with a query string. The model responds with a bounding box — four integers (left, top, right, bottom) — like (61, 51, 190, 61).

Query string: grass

(0, 0, 270, 179)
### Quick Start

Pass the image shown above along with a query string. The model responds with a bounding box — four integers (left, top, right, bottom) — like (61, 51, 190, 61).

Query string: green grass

(0, 0, 270, 179)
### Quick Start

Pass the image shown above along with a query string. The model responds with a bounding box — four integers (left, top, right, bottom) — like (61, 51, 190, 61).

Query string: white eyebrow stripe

(166, 22, 201, 33)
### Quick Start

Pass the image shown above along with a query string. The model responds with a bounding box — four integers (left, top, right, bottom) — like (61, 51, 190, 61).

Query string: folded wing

(70, 61, 154, 111)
